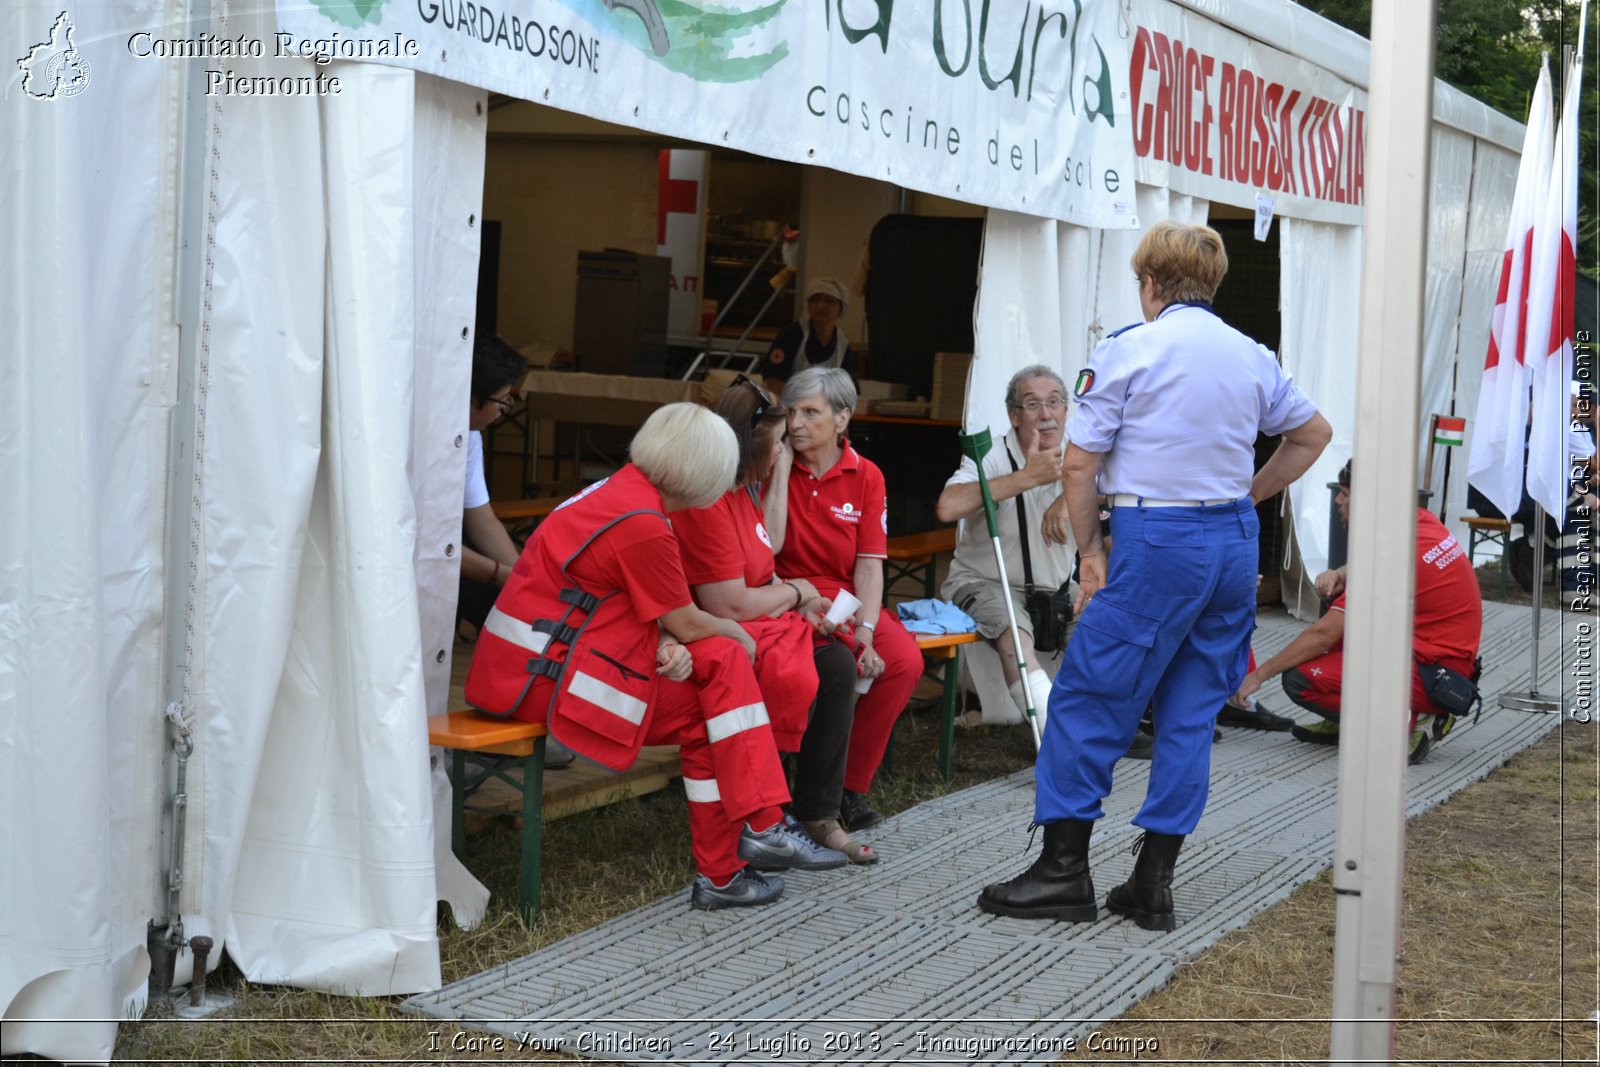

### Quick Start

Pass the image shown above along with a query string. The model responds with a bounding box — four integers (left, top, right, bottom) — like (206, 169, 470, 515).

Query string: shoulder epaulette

(1108, 321, 1144, 339)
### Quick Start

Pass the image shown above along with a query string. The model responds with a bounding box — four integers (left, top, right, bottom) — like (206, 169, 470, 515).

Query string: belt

(1106, 494, 1236, 508)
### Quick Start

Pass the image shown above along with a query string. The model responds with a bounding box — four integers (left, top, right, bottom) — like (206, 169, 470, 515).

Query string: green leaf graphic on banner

(576, 0, 790, 82)
(311, 0, 392, 29)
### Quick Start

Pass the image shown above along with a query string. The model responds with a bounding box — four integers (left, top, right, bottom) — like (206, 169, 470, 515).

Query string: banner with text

(1132, 0, 1367, 225)
(272, 0, 1138, 226)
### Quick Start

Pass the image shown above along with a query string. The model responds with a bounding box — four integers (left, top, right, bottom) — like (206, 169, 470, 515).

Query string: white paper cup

(825, 590, 861, 626)
(854, 673, 874, 694)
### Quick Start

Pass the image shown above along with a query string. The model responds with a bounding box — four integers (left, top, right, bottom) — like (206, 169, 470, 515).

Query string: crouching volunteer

(464, 403, 846, 911)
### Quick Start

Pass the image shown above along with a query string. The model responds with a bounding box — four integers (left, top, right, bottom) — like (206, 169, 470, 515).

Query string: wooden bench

(429, 711, 547, 922)
(886, 528, 958, 600)
(490, 496, 565, 523)
(915, 631, 980, 784)
(1462, 515, 1515, 598)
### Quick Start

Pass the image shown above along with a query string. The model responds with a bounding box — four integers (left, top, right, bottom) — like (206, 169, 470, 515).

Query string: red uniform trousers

(843, 610, 921, 794)
(655, 636, 790, 881)
(534, 635, 789, 882)
(743, 614, 820, 753)
(1282, 650, 1472, 728)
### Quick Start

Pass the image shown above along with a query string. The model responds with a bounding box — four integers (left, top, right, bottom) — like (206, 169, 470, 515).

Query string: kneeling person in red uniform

(1233, 459, 1483, 764)
(464, 403, 845, 910)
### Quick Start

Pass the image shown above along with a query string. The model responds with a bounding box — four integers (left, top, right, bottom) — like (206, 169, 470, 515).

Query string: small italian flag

(1433, 416, 1466, 447)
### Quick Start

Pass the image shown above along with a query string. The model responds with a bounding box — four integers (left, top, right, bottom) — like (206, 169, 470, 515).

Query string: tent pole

(1329, 0, 1436, 1060)
(149, 0, 216, 1000)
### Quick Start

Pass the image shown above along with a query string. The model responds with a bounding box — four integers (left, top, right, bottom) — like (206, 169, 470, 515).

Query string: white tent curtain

(2, 2, 487, 1055)
(2, 3, 175, 1059)
(1451, 141, 1522, 520)
(1417, 127, 1477, 523)
(968, 187, 1210, 437)
(1277, 218, 1363, 618)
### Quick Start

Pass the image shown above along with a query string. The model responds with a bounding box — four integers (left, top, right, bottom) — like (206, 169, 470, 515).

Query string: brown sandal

(805, 818, 879, 865)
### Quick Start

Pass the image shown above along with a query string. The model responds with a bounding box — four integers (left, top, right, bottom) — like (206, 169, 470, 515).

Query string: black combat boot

(1106, 830, 1184, 931)
(976, 820, 1097, 922)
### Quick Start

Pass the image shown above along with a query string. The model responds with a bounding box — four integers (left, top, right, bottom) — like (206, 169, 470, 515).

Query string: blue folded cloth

(896, 599, 978, 635)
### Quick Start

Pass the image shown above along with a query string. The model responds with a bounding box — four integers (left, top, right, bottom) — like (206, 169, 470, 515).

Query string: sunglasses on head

(734, 374, 772, 428)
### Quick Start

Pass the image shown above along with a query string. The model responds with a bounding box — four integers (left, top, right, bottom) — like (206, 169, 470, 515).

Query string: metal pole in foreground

(1499, 504, 1560, 712)
(1329, 0, 1436, 1060)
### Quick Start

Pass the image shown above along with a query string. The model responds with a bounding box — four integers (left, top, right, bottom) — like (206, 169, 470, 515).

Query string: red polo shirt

(775, 443, 888, 599)
(674, 486, 777, 589)
(1329, 507, 1481, 668)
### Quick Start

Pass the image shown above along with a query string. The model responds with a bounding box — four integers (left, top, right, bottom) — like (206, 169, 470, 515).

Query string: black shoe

(1106, 830, 1184, 932)
(1123, 723, 1154, 761)
(1216, 701, 1294, 731)
(977, 820, 1098, 922)
(543, 739, 577, 769)
(840, 790, 883, 832)
(1291, 719, 1341, 745)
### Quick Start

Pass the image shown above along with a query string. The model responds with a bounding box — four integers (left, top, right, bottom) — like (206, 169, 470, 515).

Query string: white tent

(967, 0, 1524, 623)
(0, 0, 1523, 1059)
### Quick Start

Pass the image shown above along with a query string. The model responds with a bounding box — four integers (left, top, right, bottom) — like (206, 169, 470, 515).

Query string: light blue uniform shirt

(1068, 303, 1318, 501)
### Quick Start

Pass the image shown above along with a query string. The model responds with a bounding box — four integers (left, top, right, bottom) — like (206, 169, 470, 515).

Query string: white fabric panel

(218, 59, 443, 995)
(1453, 142, 1522, 509)
(197, 34, 330, 996)
(412, 77, 486, 717)
(1278, 218, 1362, 619)
(967, 212, 1091, 438)
(1, 2, 175, 1058)
(969, 188, 1211, 443)
(1417, 129, 1475, 527)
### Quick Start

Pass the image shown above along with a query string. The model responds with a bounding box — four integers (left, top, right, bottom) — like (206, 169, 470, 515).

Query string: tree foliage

(1296, 0, 1596, 271)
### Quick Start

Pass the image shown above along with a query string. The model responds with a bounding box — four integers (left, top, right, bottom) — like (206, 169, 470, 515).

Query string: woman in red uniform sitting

(673, 377, 878, 863)
(464, 403, 845, 910)
(770, 367, 921, 832)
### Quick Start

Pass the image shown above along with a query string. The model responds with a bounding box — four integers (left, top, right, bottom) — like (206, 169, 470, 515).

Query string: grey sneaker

(543, 739, 576, 769)
(690, 869, 784, 910)
(739, 815, 849, 871)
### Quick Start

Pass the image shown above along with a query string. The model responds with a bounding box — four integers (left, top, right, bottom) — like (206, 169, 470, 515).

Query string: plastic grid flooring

(403, 601, 1582, 1064)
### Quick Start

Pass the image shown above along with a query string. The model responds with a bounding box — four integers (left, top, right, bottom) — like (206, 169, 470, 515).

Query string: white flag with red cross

(1466, 58, 1552, 520)
(1525, 48, 1584, 528)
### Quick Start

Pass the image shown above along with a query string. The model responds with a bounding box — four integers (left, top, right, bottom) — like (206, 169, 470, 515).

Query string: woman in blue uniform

(978, 221, 1332, 931)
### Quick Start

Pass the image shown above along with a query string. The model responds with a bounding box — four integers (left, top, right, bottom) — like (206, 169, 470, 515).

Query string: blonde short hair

(629, 402, 738, 508)
(1130, 221, 1229, 304)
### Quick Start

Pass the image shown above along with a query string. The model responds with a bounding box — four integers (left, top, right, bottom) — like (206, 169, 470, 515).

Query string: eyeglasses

(487, 394, 516, 413)
(734, 374, 771, 428)
(1018, 396, 1067, 415)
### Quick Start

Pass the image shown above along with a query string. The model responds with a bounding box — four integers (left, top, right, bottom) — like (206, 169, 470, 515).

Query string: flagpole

(1499, 505, 1559, 712)
(1497, 0, 1587, 713)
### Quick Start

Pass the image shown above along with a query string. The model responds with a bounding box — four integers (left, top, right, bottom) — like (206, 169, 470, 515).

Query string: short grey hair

(1005, 365, 1068, 410)
(782, 366, 857, 414)
(629, 402, 738, 509)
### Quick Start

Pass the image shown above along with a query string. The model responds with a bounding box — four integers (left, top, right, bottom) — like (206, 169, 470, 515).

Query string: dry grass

(108, 699, 1037, 1063)
(105, 698, 1594, 1064)
(1059, 722, 1598, 1065)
